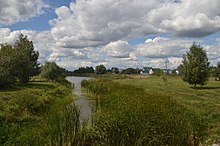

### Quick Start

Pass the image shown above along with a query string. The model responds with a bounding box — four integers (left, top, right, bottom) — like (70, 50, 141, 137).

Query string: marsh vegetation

(1, 75, 220, 145)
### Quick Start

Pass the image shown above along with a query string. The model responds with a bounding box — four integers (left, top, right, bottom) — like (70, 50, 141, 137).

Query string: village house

(140, 67, 154, 75)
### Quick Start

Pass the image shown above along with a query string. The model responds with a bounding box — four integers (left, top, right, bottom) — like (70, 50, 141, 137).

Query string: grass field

(116, 76, 220, 144)
(0, 80, 75, 145)
(82, 78, 207, 145)
(1, 75, 219, 145)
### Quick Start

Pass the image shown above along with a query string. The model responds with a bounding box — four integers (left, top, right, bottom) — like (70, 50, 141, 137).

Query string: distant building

(168, 70, 172, 75)
(140, 67, 154, 75)
(175, 70, 179, 75)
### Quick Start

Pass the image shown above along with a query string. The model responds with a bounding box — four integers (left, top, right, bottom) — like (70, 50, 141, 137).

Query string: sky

(0, 0, 220, 70)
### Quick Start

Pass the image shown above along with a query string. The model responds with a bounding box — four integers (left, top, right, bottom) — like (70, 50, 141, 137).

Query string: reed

(82, 79, 207, 145)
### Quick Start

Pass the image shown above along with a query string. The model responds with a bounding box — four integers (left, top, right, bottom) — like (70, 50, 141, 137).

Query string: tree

(95, 65, 106, 74)
(74, 66, 94, 74)
(14, 34, 40, 83)
(0, 44, 16, 87)
(0, 67, 16, 88)
(213, 62, 220, 81)
(40, 62, 62, 80)
(111, 67, 119, 74)
(0, 34, 39, 85)
(182, 43, 210, 86)
(121, 68, 140, 74)
(0, 44, 16, 74)
(152, 68, 163, 76)
(177, 64, 184, 75)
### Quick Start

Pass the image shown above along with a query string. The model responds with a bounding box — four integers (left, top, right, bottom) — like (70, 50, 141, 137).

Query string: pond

(66, 76, 94, 124)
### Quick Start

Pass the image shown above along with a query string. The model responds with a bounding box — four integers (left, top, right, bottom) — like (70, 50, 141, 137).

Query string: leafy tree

(111, 67, 119, 74)
(0, 44, 16, 87)
(14, 34, 39, 83)
(152, 68, 163, 76)
(209, 66, 217, 77)
(0, 67, 16, 88)
(0, 44, 16, 74)
(74, 66, 94, 74)
(0, 34, 39, 85)
(95, 65, 106, 74)
(182, 43, 210, 86)
(40, 62, 62, 80)
(121, 68, 141, 74)
(177, 64, 184, 75)
(213, 62, 220, 81)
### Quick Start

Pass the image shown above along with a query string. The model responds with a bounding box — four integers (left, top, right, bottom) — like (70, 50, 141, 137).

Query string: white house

(140, 67, 154, 75)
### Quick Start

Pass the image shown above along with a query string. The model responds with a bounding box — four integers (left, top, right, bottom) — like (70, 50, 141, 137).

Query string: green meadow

(116, 76, 220, 144)
(0, 75, 220, 145)
(80, 75, 220, 145)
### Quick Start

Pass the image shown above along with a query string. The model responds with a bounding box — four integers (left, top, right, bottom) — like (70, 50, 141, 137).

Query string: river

(66, 76, 94, 124)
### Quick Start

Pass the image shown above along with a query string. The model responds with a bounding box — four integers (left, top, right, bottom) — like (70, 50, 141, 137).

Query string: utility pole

(164, 59, 169, 76)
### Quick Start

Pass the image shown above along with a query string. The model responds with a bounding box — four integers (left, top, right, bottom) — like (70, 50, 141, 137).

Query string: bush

(0, 67, 15, 88)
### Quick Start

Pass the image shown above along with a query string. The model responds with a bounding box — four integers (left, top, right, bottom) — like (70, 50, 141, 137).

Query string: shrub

(0, 67, 16, 88)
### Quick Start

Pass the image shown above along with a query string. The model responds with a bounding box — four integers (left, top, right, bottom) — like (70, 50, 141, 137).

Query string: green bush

(15, 93, 45, 115)
(0, 67, 15, 88)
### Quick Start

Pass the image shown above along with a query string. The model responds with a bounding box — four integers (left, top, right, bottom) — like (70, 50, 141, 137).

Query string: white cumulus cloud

(137, 37, 193, 58)
(50, 0, 163, 49)
(0, 0, 49, 25)
(103, 40, 132, 58)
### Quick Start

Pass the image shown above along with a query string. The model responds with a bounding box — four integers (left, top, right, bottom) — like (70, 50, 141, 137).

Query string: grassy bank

(82, 79, 207, 145)
(116, 76, 220, 144)
(1, 75, 219, 145)
(0, 79, 77, 145)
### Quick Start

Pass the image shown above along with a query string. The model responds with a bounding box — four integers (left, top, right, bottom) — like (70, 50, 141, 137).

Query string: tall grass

(82, 79, 207, 145)
(0, 77, 208, 145)
(47, 104, 83, 145)
(0, 79, 82, 145)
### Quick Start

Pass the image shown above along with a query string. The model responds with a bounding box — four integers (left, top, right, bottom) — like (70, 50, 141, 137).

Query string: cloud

(50, 0, 163, 49)
(206, 44, 220, 66)
(0, 0, 49, 25)
(216, 38, 220, 44)
(48, 49, 88, 62)
(0, 28, 20, 44)
(160, 0, 220, 37)
(137, 37, 193, 58)
(50, 0, 220, 52)
(103, 40, 132, 58)
(57, 61, 93, 71)
(1, 0, 220, 70)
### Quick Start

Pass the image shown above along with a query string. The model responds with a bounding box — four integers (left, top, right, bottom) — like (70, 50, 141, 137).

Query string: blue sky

(0, 0, 220, 70)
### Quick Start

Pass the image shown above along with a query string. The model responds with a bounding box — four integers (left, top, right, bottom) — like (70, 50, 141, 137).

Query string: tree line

(78, 43, 220, 87)
(1, 34, 219, 88)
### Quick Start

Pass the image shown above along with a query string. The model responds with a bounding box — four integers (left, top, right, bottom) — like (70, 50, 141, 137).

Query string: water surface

(66, 76, 94, 124)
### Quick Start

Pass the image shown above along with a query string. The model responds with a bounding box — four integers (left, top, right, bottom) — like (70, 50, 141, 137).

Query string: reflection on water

(66, 76, 94, 124)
